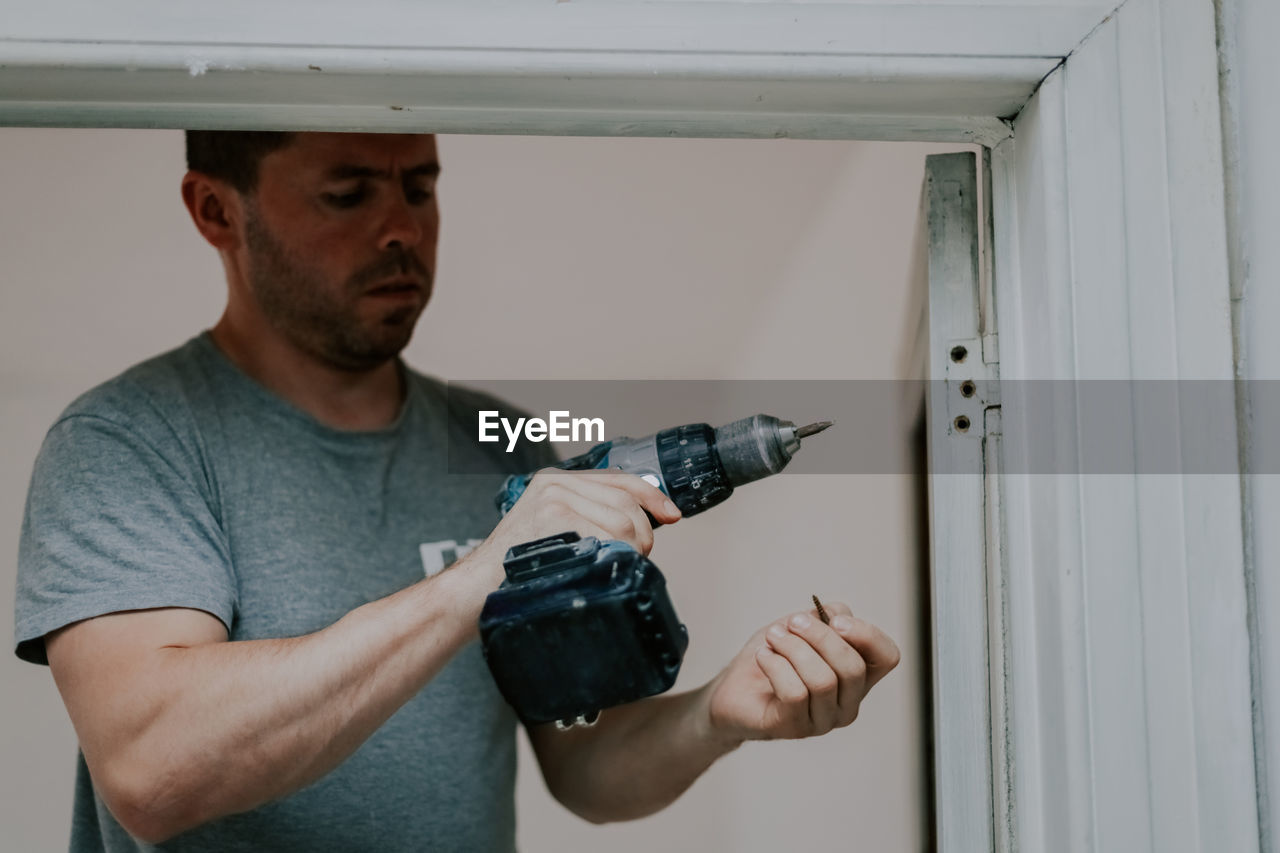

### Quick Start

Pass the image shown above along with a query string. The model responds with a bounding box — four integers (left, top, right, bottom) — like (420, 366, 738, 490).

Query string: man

(14, 131, 900, 851)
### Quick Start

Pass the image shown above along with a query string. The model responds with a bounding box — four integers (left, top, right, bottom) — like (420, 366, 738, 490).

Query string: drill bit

(796, 420, 834, 440)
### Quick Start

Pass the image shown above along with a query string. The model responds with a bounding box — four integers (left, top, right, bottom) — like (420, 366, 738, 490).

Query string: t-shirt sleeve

(14, 413, 236, 665)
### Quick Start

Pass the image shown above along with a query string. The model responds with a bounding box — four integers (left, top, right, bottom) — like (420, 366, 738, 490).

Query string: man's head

(182, 132, 440, 371)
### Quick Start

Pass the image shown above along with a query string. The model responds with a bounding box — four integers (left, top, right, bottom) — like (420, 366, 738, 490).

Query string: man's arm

(48, 568, 483, 844)
(45, 469, 681, 844)
(528, 600, 900, 823)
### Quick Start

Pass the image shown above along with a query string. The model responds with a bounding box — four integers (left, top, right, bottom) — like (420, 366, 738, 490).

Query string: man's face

(239, 133, 440, 371)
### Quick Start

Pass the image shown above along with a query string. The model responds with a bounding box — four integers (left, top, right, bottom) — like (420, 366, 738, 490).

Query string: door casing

(0, 1, 1258, 849)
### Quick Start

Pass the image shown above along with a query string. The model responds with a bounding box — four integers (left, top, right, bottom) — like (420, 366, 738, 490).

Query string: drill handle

(494, 441, 614, 515)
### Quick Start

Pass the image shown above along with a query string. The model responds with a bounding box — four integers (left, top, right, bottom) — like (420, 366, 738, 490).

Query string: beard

(243, 206, 432, 371)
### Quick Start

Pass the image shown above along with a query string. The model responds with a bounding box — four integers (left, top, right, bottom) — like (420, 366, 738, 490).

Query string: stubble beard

(243, 205, 431, 372)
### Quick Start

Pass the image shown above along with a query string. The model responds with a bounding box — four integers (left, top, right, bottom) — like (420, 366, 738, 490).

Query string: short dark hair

(185, 131, 298, 193)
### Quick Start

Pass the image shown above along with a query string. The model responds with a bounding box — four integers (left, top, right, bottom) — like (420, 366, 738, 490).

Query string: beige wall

(0, 129, 963, 851)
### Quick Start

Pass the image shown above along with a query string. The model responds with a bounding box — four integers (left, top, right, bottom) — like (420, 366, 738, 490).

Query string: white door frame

(1, 1, 1260, 850)
(924, 150, 1006, 851)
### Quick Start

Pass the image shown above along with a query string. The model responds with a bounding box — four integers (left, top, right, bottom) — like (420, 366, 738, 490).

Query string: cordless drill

(481, 413, 832, 729)
(494, 413, 833, 519)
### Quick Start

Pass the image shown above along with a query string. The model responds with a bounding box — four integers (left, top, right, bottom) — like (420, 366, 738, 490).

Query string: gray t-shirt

(14, 333, 551, 852)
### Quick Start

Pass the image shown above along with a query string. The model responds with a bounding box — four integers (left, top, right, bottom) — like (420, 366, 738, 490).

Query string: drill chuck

(714, 414, 804, 487)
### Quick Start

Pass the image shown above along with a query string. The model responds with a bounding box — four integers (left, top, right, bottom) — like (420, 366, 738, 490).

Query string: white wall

(1219, 0, 1280, 847)
(0, 130, 962, 851)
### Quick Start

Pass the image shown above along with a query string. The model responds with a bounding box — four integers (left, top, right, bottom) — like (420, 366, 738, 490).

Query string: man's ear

(181, 171, 245, 251)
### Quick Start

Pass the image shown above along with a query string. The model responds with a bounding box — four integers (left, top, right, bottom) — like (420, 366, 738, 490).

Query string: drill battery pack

(478, 532, 689, 727)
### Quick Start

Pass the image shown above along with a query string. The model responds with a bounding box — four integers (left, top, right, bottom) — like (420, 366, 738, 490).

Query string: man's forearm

(532, 681, 743, 824)
(51, 555, 495, 843)
(532, 605, 901, 824)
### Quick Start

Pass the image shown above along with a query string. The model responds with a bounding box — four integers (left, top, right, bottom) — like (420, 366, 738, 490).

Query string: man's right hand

(468, 468, 683, 589)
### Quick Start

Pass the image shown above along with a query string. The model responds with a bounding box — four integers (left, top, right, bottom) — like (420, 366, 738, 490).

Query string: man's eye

(323, 191, 365, 209)
(406, 187, 435, 204)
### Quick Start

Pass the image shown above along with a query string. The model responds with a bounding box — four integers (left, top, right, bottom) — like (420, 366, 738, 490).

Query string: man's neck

(209, 316, 405, 431)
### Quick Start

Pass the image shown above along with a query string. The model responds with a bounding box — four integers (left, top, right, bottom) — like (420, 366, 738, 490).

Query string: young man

(14, 131, 899, 851)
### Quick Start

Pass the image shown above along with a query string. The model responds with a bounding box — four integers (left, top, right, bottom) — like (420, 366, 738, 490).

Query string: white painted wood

(0, 57, 1039, 145)
(1133, 2, 1258, 845)
(979, 146, 1014, 853)
(991, 85, 1094, 852)
(2, 1, 1116, 58)
(0, 103, 1018, 146)
(991, 2, 1259, 851)
(1060, 17, 1156, 853)
(1218, 0, 1280, 848)
(924, 150, 998, 852)
(0, 1, 1093, 142)
(983, 406, 1014, 853)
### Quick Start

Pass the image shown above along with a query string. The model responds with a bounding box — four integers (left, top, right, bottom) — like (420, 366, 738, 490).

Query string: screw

(812, 594, 830, 625)
(961, 380, 976, 398)
(950, 345, 968, 363)
(954, 415, 971, 432)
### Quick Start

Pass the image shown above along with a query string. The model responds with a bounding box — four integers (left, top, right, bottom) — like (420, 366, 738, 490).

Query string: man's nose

(377, 196, 425, 251)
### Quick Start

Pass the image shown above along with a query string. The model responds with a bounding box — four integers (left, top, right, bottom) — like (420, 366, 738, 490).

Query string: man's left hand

(703, 601, 900, 743)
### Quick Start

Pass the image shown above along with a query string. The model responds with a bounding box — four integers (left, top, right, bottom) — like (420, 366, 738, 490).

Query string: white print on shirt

(419, 538, 485, 577)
